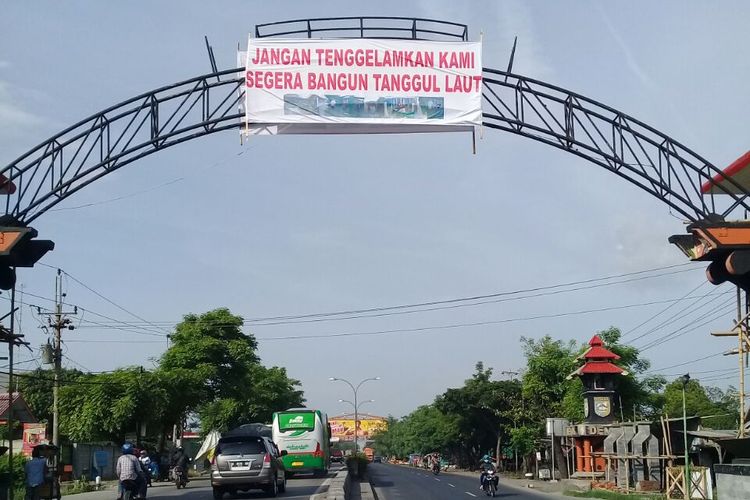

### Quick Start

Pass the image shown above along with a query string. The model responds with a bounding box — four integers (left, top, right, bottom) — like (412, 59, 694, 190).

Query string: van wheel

(266, 478, 278, 498)
(212, 488, 223, 500)
(278, 476, 286, 493)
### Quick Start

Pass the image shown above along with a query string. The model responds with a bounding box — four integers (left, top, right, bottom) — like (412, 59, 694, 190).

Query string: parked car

(331, 449, 344, 463)
(211, 435, 287, 498)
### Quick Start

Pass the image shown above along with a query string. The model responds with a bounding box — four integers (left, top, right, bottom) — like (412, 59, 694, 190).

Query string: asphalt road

(369, 463, 557, 500)
(73, 467, 344, 500)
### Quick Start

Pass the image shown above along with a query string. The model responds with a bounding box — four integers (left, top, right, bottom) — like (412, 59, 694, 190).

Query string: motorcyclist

(117, 443, 145, 500)
(429, 453, 441, 472)
(170, 446, 190, 484)
(139, 450, 152, 486)
(478, 454, 495, 490)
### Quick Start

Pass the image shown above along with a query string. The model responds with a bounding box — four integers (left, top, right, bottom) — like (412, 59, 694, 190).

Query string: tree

(16, 368, 82, 424)
(509, 425, 536, 472)
(159, 308, 304, 432)
(520, 335, 578, 421)
(435, 362, 521, 467)
(59, 367, 167, 443)
(663, 378, 738, 429)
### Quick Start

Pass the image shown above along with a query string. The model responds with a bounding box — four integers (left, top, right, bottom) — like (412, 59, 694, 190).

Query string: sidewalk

(62, 477, 209, 500)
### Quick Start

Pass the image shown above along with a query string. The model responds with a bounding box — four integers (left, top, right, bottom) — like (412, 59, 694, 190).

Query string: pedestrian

(24, 446, 48, 500)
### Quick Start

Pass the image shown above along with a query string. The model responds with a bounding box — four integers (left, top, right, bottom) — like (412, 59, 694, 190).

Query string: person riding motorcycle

(170, 446, 190, 484)
(429, 453, 441, 473)
(479, 454, 496, 489)
(117, 443, 146, 500)
(139, 450, 152, 486)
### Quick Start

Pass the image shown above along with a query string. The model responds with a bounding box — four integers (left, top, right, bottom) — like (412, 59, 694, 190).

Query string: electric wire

(66, 263, 701, 330)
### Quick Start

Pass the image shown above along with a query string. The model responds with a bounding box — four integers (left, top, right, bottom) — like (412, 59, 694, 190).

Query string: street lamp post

(339, 399, 375, 413)
(681, 373, 691, 500)
(330, 376, 379, 452)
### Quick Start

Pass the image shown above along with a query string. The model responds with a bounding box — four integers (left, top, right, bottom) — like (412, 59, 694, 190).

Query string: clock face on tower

(594, 397, 611, 418)
(584, 400, 589, 418)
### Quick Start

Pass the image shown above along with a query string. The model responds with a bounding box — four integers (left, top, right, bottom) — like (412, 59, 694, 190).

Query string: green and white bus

(272, 408, 331, 476)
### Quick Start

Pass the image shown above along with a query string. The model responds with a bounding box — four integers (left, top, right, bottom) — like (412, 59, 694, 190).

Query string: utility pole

(38, 270, 76, 447)
(711, 285, 750, 438)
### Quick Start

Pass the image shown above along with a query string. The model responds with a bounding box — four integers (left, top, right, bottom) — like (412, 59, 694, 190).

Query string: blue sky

(2, 1, 750, 418)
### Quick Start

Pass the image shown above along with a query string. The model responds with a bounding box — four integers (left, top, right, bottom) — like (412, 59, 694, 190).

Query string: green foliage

(346, 452, 369, 478)
(509, 425, 536, 456)
(56, 308, 304, 443)
(0, 453, 28, 492)
(158, 308, 303, 432)
(61, 478, 96, 495)
(521, 335, 579, 421)
(59, 367, 168, 443)
(663, 378, 738, 429)
(0, 422, 21, 443)
(373, 363, 520, 467)
(17, 368, 83, 424)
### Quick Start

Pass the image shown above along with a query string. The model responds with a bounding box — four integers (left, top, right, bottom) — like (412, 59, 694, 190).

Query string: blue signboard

(94, 450, 109, 471)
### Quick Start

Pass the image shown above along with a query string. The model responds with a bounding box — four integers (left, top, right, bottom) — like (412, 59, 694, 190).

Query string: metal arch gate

(1, 16, 748, 224)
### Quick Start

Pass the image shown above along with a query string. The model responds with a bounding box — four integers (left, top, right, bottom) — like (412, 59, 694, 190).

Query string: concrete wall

(715, 464, 750, 500)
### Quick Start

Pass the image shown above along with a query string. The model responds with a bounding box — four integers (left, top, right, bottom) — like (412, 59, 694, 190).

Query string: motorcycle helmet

(482, 454, 490, 462)
(122, 443, 134, 455)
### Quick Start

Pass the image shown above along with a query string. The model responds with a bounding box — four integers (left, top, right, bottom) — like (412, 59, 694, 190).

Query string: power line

(646, 351, 727, 374)
(637, 298, 735, 351)
(250, 295, 725, 342)
(37, 266, 170, 336)
(65, 263, 701, 330)
(627, 288, 733, 344)
(623, 280, 708, 337)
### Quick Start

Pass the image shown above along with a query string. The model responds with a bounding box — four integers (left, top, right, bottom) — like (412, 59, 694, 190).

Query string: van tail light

(210, 455, 217, 470)
(263, 453, 271, 467)
(313, 443, 323, 458)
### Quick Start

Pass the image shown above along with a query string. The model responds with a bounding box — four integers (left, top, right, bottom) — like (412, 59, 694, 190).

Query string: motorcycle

(173, 466, 187, 489)
(432, 462, 440, 475)
(481, 469, 498, 497)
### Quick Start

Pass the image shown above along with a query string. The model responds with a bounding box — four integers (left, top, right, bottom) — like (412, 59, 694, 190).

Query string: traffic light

(670, 221, 750, 291)
(0, 215, 54, 290)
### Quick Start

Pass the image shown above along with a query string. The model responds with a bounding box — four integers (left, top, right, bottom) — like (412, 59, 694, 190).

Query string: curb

(311, 468, 350, 500)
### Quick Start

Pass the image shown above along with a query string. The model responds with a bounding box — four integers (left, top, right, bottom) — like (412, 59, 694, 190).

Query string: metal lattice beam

(1, 16, 746, 224)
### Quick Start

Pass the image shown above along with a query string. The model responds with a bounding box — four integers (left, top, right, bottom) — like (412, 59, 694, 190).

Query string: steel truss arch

(1, 16, 747, 224)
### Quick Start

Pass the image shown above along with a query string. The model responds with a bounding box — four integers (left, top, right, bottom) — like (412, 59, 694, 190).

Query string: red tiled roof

(0, 392, 38, 423)
(588, 335, 604, 347)
(573, 362, 628, 376)
(0, 393, 21, 416)
(583, 345, 621, 360)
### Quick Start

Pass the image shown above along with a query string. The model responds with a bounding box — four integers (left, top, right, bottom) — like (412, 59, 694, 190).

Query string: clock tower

(568, 335, 628, 424)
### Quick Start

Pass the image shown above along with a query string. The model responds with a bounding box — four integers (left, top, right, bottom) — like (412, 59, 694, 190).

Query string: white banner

(244, 38, 482, 131)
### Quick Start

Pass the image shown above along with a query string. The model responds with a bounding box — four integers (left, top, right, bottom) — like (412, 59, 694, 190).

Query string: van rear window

(218, 438, 265, 455)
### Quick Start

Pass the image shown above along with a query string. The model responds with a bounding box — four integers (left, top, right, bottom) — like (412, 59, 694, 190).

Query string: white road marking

(465, 492, 477, 497)
(434, 477, 440, 481)
(448, 483, 455, 487)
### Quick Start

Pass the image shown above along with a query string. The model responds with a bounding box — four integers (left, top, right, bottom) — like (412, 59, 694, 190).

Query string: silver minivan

(211, 435, 287, 498)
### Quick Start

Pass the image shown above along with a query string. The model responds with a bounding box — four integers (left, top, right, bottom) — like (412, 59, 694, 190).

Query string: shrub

(346, 453, 369, 478)
(0, 454, 28, 491)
